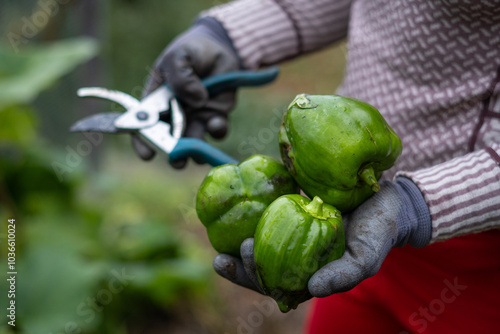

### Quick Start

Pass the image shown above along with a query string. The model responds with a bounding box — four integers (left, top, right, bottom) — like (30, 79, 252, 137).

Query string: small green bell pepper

(196, 154, 298, 257)
(254, 194, 344, 313)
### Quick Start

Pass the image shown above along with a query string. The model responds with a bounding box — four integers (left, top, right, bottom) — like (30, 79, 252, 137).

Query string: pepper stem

(305, 196, 324, 217)
(359, 165, 380, 192)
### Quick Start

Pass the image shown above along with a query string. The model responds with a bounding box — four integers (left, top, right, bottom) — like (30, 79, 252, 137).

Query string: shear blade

(77, 87, 140, 110)
(70, 112, 124, 133)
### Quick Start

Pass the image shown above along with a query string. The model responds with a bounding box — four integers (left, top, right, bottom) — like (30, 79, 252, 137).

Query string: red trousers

(305, 230, 500, 334)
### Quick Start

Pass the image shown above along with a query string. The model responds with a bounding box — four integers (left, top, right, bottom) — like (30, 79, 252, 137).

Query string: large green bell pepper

(279, 94, 402, 212)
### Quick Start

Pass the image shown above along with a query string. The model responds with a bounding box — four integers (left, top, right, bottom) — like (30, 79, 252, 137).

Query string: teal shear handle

(202, 66, 279, 96)
(169, 67, 279, 166)
(169, 138, 239, 166)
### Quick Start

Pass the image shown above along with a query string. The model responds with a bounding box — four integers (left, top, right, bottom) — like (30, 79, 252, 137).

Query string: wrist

(394, 177, 432, 248)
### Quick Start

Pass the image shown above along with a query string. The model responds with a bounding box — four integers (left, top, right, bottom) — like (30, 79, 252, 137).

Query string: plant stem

(305, 196, 324, 217)
(359, 165, 380, 192)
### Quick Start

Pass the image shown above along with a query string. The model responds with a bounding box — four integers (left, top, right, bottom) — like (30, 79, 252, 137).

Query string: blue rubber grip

(201, 66, 279, 96)
(169, 138, 239, 166)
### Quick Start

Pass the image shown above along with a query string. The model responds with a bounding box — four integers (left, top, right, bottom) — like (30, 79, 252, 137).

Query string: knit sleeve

(396, 144, 500, 243)
(201, 0, 352, 69)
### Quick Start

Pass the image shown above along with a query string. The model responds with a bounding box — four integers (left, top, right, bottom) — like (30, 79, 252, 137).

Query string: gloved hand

(213, 178, 432, 297)
(133, 17, 240, 165)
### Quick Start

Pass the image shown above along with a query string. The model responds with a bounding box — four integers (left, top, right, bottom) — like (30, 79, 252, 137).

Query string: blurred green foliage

(0, 38, 211, 334)
(0, 0, 346, 333)
(108, 0, 223, 97)
(0, 38, 98, 109)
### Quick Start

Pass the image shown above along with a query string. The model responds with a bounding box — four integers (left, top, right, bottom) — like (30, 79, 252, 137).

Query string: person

(142, 1, 500, 332)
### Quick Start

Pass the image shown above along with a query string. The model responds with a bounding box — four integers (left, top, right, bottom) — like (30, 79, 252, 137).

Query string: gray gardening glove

(213, 178, 432, 297)
(213, 238, 264, 294)
(134, 17, 240, 165)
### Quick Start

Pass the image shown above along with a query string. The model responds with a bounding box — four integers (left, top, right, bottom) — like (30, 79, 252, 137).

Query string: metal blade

(139, 122, 177, 154)
(170, 98, 185, 139)
(77, 87, 140, 110)
(70, 112, 125, 133)
(114, 85, 170, 130)
(139, 85, 171, 113)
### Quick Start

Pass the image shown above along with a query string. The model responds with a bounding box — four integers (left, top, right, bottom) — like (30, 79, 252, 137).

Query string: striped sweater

(204, 0, 500, 244)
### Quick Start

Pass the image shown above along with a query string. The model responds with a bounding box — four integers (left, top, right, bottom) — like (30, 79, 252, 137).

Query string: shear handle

(201, 66, 279, 96)
(169, 138, 239, 166)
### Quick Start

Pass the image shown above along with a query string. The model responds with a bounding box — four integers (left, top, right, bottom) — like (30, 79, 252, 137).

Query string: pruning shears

(70, 67, 279, 166)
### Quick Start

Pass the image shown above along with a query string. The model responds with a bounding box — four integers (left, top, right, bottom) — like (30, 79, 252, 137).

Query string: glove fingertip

(170, 158, 188, 169)
(207, 115, 228, 139)
(131, 135, 156, 161)
(213, 253, 261, 293)
(240, 238, 264, 293)
(308, 270, 334, 298)
(307, 259, 362, 297)
(240, 238, 254, 261)
(213, 254, 238, 279)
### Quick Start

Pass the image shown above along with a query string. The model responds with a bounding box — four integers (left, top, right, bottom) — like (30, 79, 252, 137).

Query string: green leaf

(0, 105, 37, 146)
(13, 216, 107, 334)
(0, 37, 99, 109)
(0, 145, 82, 216)
(125, 258, 211, 307)
(17, 244, 105, 333)
(101, 220, 181, 262)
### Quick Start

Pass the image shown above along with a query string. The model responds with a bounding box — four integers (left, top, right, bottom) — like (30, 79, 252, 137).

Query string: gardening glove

(213, 238, 263, 293)
(308, 177, 431, 296)
(134, 17, 240, 165)
(213, 177, 432, 297)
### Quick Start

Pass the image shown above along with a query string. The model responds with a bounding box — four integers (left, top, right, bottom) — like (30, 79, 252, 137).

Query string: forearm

(201, 0, 352, 69)
(397, 144, 500, 243)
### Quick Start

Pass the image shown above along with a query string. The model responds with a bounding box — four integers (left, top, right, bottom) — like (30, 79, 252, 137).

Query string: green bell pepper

(254, 194, 344, 313)
(279, 94, 402, 212)
(196, 154, 298, 257)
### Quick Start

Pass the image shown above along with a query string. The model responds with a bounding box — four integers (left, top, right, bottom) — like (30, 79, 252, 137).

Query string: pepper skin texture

(254, 194, 344, 313)
(280, 94, 402, 212)
(196, 155, 298, 257)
